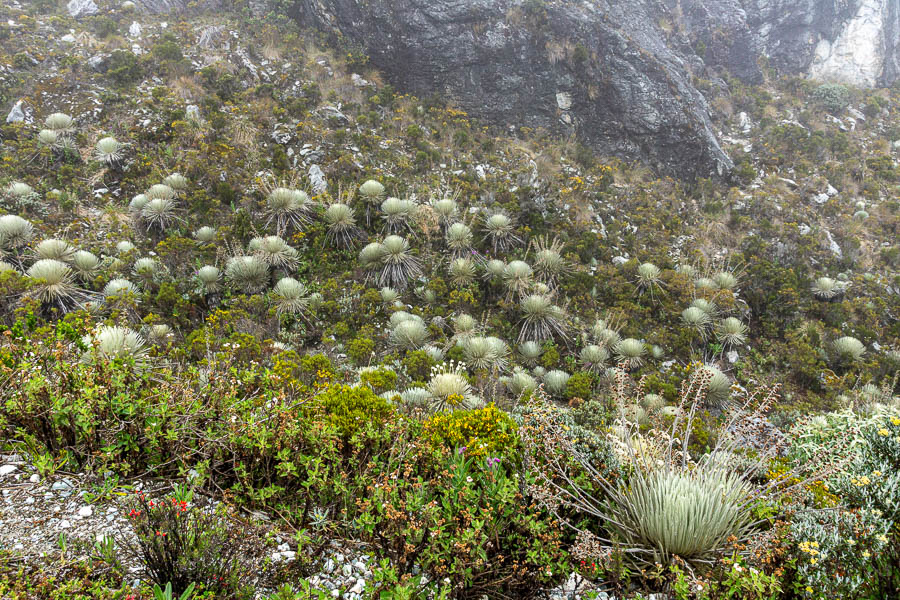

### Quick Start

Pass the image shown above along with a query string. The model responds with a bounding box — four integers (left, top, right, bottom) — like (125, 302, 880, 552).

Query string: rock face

(293, 0, 734, 179)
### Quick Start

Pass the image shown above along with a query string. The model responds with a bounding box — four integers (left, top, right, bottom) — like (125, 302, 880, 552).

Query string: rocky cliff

(293, 0, 735, 180)
(291, 0, 900, 179)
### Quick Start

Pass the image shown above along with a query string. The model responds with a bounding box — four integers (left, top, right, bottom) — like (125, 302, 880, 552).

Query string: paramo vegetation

(0, 0, 898, 599)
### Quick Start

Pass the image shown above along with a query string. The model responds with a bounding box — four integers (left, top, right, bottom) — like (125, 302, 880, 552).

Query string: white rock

(341, 563, 353, 577)
(6, 100, 27, 124)
(0, 465, 17, 476)
(59, 519, 71, 529)
(67, 0, 99, 18)
(349, 579, 365, 594)
(308, 164, 327, 194)
(808, 0, 887, 87)
(323, 558, 336, 573)
(826, 184, 839, 197)
(128, 21, 142, 38)
(61, 34, 76, 43)
(738, 111, 752, 134)
(556, 91, 572, 110)
(29, 473, 40, 483)
(813, 192, 830, 205)
(185, 106, 201, 122)
(726, 350, 739, 364)
(351, 73, 369, 87)
(612, 256, 629, 266)
(78, 505, 93, 518)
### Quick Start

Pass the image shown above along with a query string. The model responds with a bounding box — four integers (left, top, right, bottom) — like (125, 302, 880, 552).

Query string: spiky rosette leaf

(448, 257, 477, 288)
(146, 184, 176, 201)
(427, 363, 479, 412)
(543, 369, 570, 397)
(26, 259, 81, 309)
(378, 235, 422, 290)
(431, 198, 458, 223)
(716, 317, 748, 347)
(0, 215, 34, 250)
(681, 306, 711, 339)
(45, 112, 75, 133)
(518, 340, 543, 365)
(35, 238, 75, 262)
(103, 278, 139, 299)
(832, 336, 866, 364)
(197, 265, 221, 293)
(324, 203, 362, 248)
(133, 257, 161, 280)
(115, 240, 136, 255)
(271, 277, 311, 317)
(225, 256, 270, 294)
(129, 194, 149, 214)
(445, 222, 473, 257)
(502, 260, 533, 299)
(163, 173, 189, 190)
(95, 136, 124, 165)
(141, 198, 180, 232)
(83, 326, 149, 367)
(811, 276, 847, 300)
(518, 293, 567, 342)
(580, 344, 609, 373)
(482, 211, 521, 253)
(250, 235, 299, 270)
(463, 336, 509, 372)
(264, 187, 314, 233)
(358, 180, 386, 204)
(380, 197, 417, 234)
(532, 236, 570, 285)
(615, 338, 647, 369)
(359, 242, 384, 269)
(193, 226, 217, 244)
(390, 318, 431, 350)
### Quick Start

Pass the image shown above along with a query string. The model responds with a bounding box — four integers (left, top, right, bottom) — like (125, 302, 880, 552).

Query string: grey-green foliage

(390, 317, 430, 350)
(482, 211, 521, 253)
(832, 336, 866, 363)
(83, 325, 149, 366)
(716, 317, 748, 347)
(812, 83, 850, 113)
(95, 136, 123, 166)
(225, 255, 269, 294)
(271, 277, 311, 317)
(378, 235, 422, 290)
(193, 226, 217, 244)
(103, 278, 139, 299)
(35, 238, 75, 262)
(580, 344, 609, 373)
(449, 257, 477, 287)
(380, 197, 417, 234)
(323, 203, 360, 248)
(72, 250, 101, 280)
(608, 466, 753, 566)
(265, 187, 314, 233)
(250, 235, 299, 270)
(615, 338, 646, 369)
(543, 369, 570, 396)
(502, 260, 533, 299)
(141, 198, 179, 231)
(463, 335, 509, 371)
(518, 293, 567, 342)
(427, 365, 479, 412)
(197, 265, 221, 293)
(0, 215, 34, 250)
(446, 222, 473, 257)
(26, 259, 79, 308)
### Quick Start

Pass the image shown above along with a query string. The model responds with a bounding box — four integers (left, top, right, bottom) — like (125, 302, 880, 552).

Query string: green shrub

(564, 371, 594, 400)
(811, 84, 850, 113)
(347, 335, 375, 365)
(359, 367, 397, 393)
(317, 384, 395, 439)
(423, 404, 519, 460)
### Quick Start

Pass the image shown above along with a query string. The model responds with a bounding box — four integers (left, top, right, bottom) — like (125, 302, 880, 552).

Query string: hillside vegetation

(0, 1, 898, 599)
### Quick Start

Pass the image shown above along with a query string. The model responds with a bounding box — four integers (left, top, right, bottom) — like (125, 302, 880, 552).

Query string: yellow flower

(873, 470, 882, 477)
(890, 417, 900, 426)
(878, 428, 890, 436)
(877, 534, 888, 543)
(863, 551, 871, 558)
(806, 587, 814, 594)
